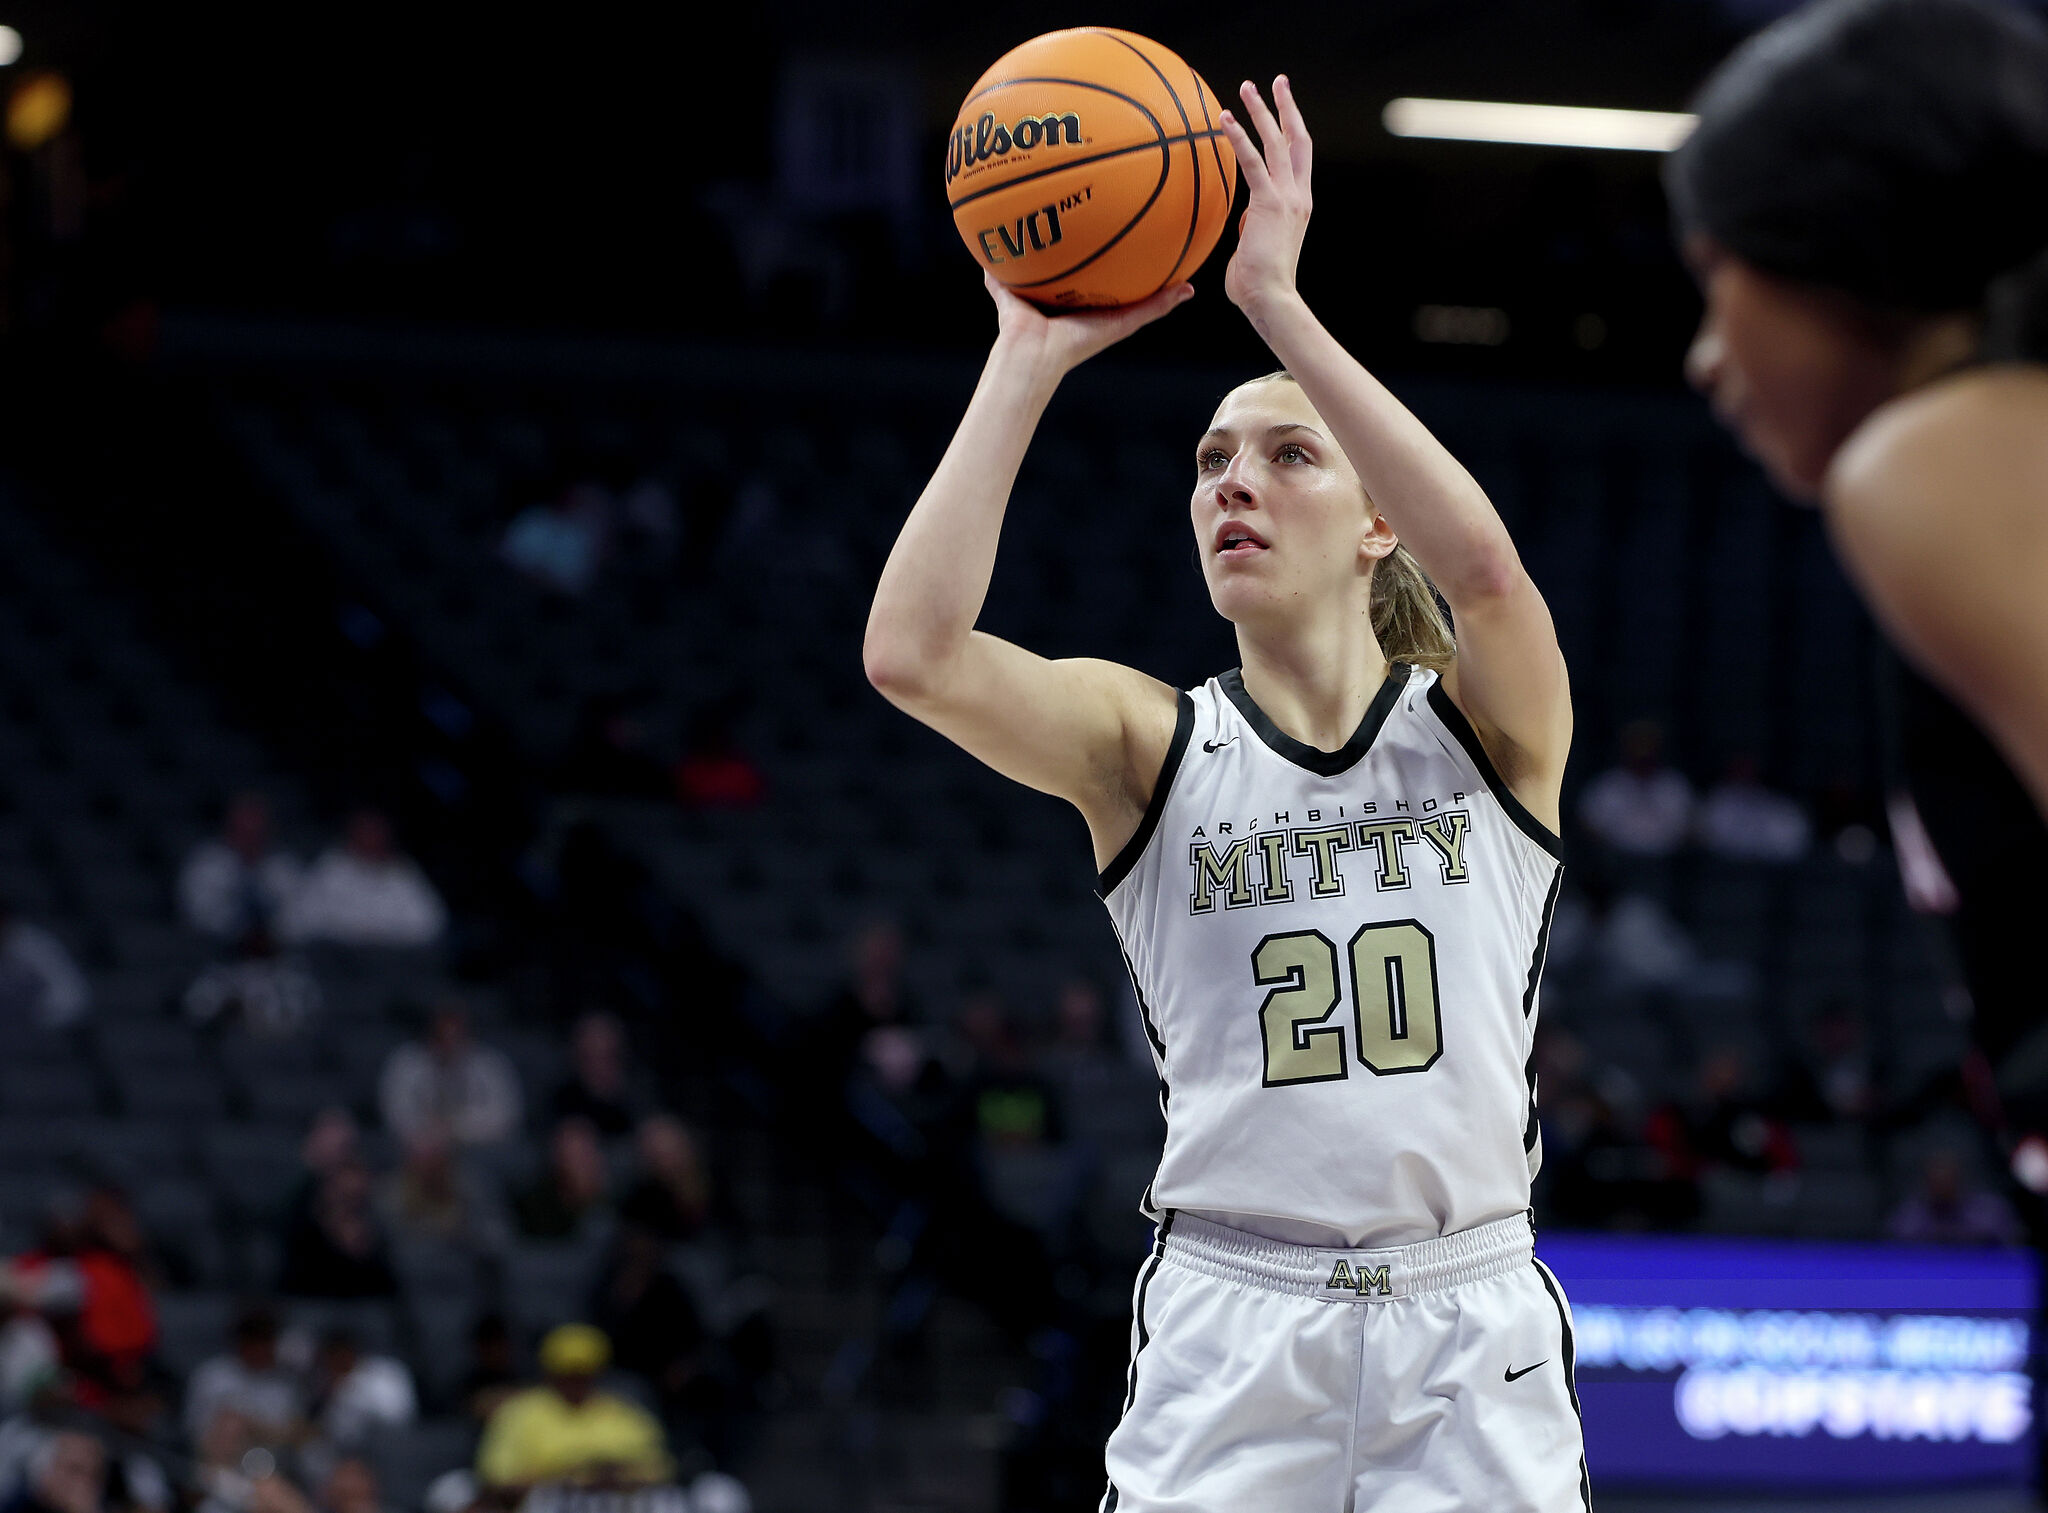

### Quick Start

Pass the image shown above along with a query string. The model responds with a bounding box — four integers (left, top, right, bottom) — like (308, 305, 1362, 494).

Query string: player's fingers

(1217, 111, 1274, 196)
(1274, 74, 1313, 184)
(1238, 80, 1292, 188)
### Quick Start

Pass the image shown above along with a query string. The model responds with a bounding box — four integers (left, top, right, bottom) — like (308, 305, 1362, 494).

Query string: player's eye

(1197, 449, 1229, 471)
(1276, 443, 1309, 465)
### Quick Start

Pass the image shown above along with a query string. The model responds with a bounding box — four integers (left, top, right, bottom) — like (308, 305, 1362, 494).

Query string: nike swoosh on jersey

(1504, 1361, 1548, 1383)
(1202, 737, 1237, 753)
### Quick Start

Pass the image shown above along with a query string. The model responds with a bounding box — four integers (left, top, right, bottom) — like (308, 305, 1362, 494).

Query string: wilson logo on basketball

(946, 110, 1084, 185)
(975, 187, 1094, 267)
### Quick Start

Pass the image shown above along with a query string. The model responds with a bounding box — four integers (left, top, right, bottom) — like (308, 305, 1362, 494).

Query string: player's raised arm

(863, 274, 1191, 862)
(1216, 77, 1572, 825)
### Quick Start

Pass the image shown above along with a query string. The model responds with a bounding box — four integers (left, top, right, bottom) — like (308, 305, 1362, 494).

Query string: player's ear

(1359, 511, 1398, 564)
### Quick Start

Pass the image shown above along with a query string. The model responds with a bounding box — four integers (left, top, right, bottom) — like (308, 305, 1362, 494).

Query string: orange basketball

(945, 28, 1238, 309)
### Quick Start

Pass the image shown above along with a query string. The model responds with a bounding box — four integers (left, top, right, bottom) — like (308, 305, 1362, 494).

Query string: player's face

(1192, 380, 1389, 624)
(1683, 235, 1903, 502)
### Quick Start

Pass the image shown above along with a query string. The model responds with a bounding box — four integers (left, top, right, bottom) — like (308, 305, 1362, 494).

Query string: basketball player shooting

(866, 76, 1588, 1512)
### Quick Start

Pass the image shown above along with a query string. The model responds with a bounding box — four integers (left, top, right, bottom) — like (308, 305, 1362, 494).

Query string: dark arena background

(0, 2, 2038, 1510)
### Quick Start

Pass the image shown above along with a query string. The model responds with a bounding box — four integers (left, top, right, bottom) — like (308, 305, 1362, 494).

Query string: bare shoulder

(1438, 659, 1566, 835)
(1087, 658, 1184, 801)
(1820, 365, 2048, 727)
(1827, 366, 2048, 552)
(1060, 657, 1185, 865)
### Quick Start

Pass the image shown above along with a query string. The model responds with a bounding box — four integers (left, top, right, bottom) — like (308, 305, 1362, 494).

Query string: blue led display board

(1538, 1232, 2037, 1489)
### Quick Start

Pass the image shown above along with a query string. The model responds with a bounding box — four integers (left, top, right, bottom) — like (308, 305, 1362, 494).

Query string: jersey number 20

(1253, 921, 1443, 1085)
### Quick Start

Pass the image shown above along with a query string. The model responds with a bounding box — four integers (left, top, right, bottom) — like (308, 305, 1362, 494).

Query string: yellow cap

(538, 1323, 610, 1376)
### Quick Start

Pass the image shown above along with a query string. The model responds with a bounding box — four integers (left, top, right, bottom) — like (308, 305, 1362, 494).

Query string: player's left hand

(1218, 76, 1313, 315)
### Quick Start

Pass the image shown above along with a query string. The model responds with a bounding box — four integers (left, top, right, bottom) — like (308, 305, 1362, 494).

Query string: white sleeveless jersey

(1099, 662, 1564, 1249)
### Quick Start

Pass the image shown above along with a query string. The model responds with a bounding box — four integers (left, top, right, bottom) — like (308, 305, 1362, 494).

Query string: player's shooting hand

(985, 271, 1194, 378)
(1218, 76, 1312, 316)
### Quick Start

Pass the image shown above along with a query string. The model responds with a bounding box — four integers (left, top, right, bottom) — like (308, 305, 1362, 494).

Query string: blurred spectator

(1888, 1150, 2023, 1246)
(1773, 1000, 1879, 1125)
(1696, 754, 1810, 862)
(313, 1460, 380, 1513)
(1649, 1046, 1799, 1180)
(184, 1306, 304, 1448)
(9, 1189, 159, 1410)
(618, 1118, 710, 1243)
(374, 1129, 504, 1253)
(456, 1316, 519, 1427)
(501, 482, 611, 596)
(0, 902, 88, 1030)
(283, 811, 445, 949)
(298, 1111, 362, 1191)
(616, 474, 679, 569)
(192, 1410, 315, 1513)
(279, 1161, 398, 1300)
(1550, 876, 1751, 1001)
(671, 705, 763, 811)
(511, 1120, 610, 1242)
(1578, 719, 1694, 857)
(1535, 1026, 1699, 1230)
(589, 1229, 706, 1430)
(378, 1004, 523, 1150)
(184, 930, 322, 1038)
(803, 920, 916, 1138)
(958, 994, 1062, 1149)
(474, 1325, 671, 1490)
(1040, 978, 1123, 1106)
(551, 1013, 644, 1138)
(63, 1191, 156, 1407)
(179, 794, 304, 942)
(419, 1472, 479, 1513)
(1, 1431, 103, 1513)
(0, 1306, 62, 1416)
(306, 1330, 415, 1451)
(556, 697, 670, 802)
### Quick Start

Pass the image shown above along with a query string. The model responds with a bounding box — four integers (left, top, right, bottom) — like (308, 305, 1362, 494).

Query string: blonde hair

(1241, 372, 1458, 673)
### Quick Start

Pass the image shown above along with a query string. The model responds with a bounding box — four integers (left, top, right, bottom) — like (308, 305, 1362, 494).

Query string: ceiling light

(1383, 98, 1696, 152)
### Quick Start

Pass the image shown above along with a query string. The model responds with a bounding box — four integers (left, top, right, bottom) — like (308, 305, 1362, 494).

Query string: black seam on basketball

(1086, 31, 1202, 302)
(1007, 143, 1174, 289)
(946, 128, 1226, 213)
(960, 71, 1165, 121)
(1195, 73, 1231, 212)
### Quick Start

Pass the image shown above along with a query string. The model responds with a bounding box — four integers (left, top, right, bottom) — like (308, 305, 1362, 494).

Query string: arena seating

(0, 338, 1988, 1510)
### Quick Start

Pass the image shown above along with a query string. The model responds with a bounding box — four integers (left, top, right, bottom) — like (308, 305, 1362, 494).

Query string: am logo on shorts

(1327, 1260, 1393, 1297)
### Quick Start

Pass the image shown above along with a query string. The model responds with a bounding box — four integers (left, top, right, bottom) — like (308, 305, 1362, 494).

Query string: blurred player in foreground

(1671, 0, 2048, 1167)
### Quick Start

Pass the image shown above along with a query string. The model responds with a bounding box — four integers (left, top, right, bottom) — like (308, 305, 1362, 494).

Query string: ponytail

(1372, 544, 1457, 673)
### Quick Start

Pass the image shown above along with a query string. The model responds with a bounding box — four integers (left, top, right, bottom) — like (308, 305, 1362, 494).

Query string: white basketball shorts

(1100, 1211, 1592, 1513)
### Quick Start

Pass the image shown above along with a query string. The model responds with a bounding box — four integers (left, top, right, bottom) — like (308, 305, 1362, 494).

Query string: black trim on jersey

(1099, 690, 1196, 896)
(1116, 945, 1172, 1194)
(1103, 1210, 1177, 1513)
(1524, 1047, 1542, 1154)
(1524, 865, 1564, 1020)
(1424, 680, 1565, 859)
(1220, 662, 1410, 776)
(1533, 1257, 1594, 1513)
(1523, 864, 1563, 1154)
(1116, 947, 1168, 1063)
